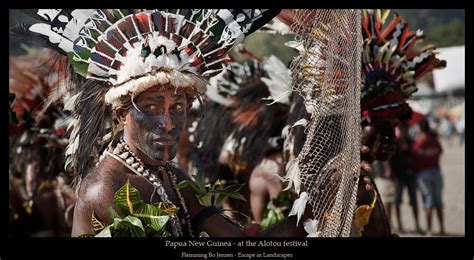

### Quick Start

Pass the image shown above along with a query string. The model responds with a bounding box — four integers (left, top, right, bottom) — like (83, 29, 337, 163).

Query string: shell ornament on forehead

(11, 9, 280, 187)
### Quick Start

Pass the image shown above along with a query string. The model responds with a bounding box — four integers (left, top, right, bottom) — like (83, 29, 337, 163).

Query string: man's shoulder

(78, 158, 129, 205)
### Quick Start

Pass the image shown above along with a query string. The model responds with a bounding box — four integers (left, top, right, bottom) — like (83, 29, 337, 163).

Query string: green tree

(426, 19, 465, 47)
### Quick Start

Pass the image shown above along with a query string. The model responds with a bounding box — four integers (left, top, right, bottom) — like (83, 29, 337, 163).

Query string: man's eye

(172, 103, 184, 111)
(145, 104, 158, 110)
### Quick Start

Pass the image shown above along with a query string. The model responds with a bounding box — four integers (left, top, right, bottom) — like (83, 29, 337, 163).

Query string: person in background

(456, 117, 465, 145)
(413, 119, 445, 236)
(391, 122, 422, 234)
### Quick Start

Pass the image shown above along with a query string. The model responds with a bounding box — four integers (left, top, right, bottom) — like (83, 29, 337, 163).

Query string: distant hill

(394, 9, 465, 48)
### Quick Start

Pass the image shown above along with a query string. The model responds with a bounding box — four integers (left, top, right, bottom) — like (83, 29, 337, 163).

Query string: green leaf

(193, 175, 208, 195)
(113, 180, 143, 215)
(176, 180, 190, 190)
(67, 51, 89, 78)
(186, 178, 207, 196)
(221, 183, 244, 194)
(215, 193, 227, 208)
(113, 217, 123, 226)
(155, 201, 179, 215)
(276, 211, 285, 221)
(89, 28, 101, 41)
(106, 217, 145, 237)
(87, 181, 182, 237)
(123, 216, 144, 230)
(197, 192, 214, 207)
(95, 226, 112, 237)
(214, 188, 246, 207)
(134, 203, 173, 233)
(107, 207, 122, 219)
(91, 212, 106, 234)
(109, 219, 130, 237)
(218, 191, 246, 201)
(122, 216, 146, 237)
(112, 10, 126, 19)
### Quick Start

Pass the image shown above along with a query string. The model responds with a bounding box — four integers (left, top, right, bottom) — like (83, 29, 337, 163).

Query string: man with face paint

(70, 86, 200, 236)
(15, 9, 331, 237)
(122, 87, 187, 163)
(352, 9, 446, 237)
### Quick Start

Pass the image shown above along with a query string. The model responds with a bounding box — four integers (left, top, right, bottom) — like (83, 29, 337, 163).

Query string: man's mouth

(153, 137, 176, 146)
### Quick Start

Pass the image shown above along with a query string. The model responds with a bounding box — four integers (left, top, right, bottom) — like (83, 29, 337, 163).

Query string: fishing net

(289, 9, 362, 237)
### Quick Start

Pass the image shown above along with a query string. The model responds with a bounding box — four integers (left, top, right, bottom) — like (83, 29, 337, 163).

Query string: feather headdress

(11, 9, 280, 187)
(206, 57, 264, 106)
(9, 48, 68, 128)
(361, 9, 446, 125)
(194, 50, 291, 181)
(207, 50, 292, 106)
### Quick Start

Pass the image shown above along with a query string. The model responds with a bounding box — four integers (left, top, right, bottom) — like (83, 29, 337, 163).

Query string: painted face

(361, 118, 398, 162)
(123, 86, 187, 163)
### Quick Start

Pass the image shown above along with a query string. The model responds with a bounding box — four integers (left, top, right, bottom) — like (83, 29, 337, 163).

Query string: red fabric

(412, 133, 443, 172)
(408, 110, 426, 126)
(243, 223, 262, 237)
(361, 91, 405, 112)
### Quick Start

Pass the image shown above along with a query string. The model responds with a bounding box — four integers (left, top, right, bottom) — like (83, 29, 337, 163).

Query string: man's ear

(116, 108, 129, 125)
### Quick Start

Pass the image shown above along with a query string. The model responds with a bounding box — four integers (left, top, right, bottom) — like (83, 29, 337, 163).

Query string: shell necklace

(101, 138, 193, 237)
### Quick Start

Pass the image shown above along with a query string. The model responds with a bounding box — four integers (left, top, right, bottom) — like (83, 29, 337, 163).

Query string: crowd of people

(374, 113, 455, 236)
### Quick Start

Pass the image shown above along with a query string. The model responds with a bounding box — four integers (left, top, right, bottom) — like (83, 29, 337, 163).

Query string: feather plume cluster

(361, 9, 446, 125)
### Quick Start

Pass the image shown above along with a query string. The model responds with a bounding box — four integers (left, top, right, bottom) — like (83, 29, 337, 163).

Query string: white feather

(65, 135, 80, 156)
(29, 23, 73, 52)
(288, 191, 309, 226)
(104, 72, 205, 108)
(275, 159, 301, 194)
(63, 92, 81, 111)
(285, 40, 305, 53)
(303, 218, 320, 237)
(281, 124, 290, 138)
(66, 119, 76, 132)
(261, 55, 292, 104)
(293, 119, 308, 128)
(62, 10, 95, 40)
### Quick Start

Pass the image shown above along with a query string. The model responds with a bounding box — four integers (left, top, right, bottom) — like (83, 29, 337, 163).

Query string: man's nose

(159, 108, 174, 132)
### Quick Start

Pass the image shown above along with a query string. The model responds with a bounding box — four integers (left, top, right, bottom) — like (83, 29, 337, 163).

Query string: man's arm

(71, 179, 119, 237)
(71, 195, 94, 236)
(176, 148, 372, 237)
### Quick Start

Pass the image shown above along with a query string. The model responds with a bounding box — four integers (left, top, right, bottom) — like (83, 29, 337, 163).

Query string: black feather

(243, 9, 281, 36)
(66, 74, 113, 189)
(10, 23, 68, 55)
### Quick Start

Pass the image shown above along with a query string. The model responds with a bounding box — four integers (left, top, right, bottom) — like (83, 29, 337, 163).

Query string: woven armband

(191, 206, 220, 230)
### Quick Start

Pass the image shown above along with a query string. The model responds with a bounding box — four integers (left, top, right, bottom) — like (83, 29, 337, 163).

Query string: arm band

(191, 206, 220, 230)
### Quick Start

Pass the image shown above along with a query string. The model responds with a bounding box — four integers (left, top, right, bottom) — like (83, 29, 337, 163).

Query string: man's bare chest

(125, 173, 179, 206)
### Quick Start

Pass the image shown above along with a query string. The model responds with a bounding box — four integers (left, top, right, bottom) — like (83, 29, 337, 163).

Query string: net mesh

(289, 9, 362, 237)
